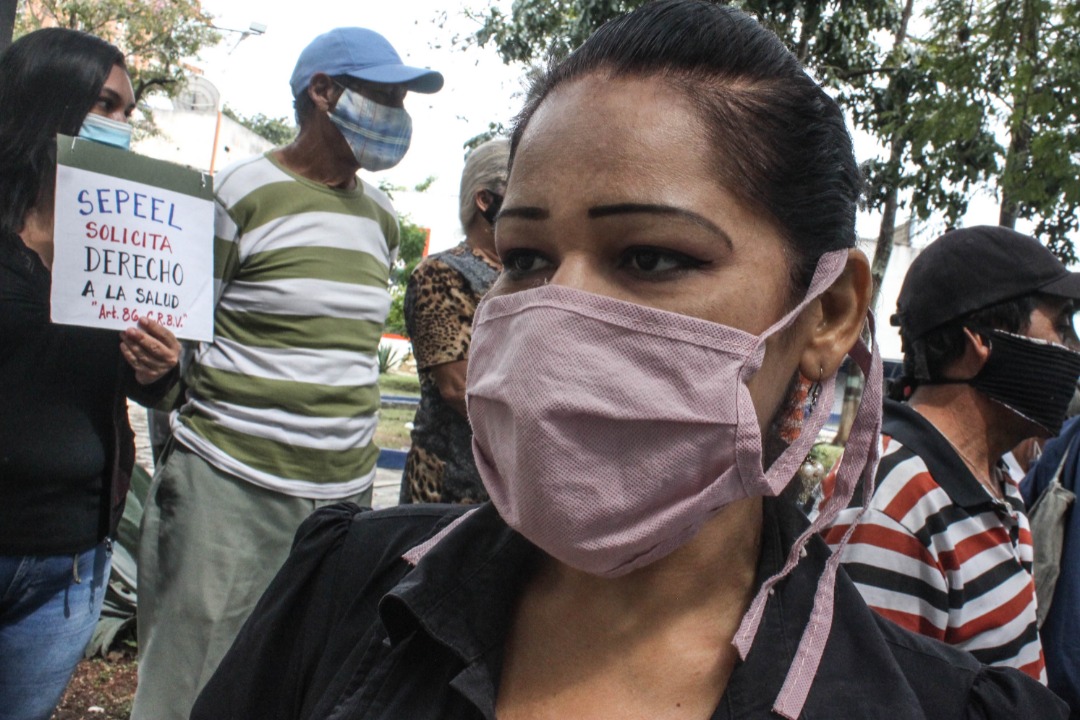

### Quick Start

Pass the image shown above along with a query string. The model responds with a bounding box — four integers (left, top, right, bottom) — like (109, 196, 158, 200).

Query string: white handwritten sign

(51, 136, 215, 341)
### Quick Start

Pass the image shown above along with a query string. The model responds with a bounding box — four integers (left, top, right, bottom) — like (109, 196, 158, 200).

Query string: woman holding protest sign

(0, 28, 179, 720)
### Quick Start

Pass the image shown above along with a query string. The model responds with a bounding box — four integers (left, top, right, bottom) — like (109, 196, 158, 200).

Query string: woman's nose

(548, 253, 610, 296)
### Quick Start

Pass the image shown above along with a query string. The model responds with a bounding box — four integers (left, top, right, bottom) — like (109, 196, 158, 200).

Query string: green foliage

(413, 175, 437, 192)
(15, 0, 221, 102)
(950, 0, 1080, 258)
(222, 105, 296, 145)
(377, 179, 405, 201)
(464, 121, 509, 155)
(463, 0, 1080, 260)
(385, 284, 408, 336)
(394, 216, 429, 286)
(470, 0, 636, 65)
(385, 214, 429, 338)
(377, 343, 403, 374)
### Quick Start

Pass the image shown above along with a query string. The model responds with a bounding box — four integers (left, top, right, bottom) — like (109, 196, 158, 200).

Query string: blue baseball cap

(289, 27, 443, 98)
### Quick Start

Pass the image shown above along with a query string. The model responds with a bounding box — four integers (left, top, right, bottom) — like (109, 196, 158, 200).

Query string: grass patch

(376, 405, 415, 450)
(379, 372, 420, 397)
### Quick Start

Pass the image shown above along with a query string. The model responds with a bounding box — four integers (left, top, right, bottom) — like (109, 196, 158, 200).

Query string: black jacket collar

(374, 498, 926, 718)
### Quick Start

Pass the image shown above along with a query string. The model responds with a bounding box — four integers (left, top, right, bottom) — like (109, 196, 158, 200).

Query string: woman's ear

(475, 189, 494, 214)
(308, 73, 339, 112)
(799, 249, 872, 379)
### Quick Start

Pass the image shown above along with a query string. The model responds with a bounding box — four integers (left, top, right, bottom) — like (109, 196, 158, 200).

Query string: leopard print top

(400, 243, 500, 504)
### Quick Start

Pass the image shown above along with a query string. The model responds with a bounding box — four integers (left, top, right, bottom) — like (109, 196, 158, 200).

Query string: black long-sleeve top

(0, 231, 173, 555)
(192, 497, 1068, 719)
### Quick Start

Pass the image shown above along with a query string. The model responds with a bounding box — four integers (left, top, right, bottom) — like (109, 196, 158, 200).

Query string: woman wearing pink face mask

(192, 2, 1066, 718)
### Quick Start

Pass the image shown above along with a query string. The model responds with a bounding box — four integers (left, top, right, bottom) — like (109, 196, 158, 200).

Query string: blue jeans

(0, 541, 111, 720)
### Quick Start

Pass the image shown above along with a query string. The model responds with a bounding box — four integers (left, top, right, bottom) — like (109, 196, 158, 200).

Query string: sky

(196, 0, 526, 253)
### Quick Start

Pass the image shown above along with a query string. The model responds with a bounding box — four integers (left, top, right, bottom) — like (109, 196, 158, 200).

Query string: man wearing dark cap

(132, 28, 442, 720)
(825, 226, 1080, 682)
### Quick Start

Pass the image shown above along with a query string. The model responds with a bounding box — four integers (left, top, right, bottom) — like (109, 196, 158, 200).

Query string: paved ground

(371, 468, 404, 509)
(127, 403, 403, 510)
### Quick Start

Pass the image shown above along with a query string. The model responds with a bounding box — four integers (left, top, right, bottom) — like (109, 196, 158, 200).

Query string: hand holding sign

(120, 316, 182, 385)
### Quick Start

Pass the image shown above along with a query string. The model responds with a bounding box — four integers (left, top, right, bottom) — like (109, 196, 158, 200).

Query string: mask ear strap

(733, 313, 883, 720)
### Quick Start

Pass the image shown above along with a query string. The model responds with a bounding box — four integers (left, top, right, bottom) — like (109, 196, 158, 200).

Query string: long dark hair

(510, 0, 862, 293)
(0, 28, 125, 237)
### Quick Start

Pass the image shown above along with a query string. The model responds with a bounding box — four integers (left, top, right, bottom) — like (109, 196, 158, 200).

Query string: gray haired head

(459, 138, 510, 232)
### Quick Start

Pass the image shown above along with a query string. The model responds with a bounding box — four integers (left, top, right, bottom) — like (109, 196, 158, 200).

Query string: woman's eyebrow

(587, 203, 733, 249)
(498, 206, 549, 221)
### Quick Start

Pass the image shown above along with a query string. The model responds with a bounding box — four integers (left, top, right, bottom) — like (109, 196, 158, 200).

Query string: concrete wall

(134, 108, 272, 173)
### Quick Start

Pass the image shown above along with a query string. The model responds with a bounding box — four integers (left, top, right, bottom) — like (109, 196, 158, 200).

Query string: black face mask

(480, 192, 503, 225)
(966, 329, 1080, 435)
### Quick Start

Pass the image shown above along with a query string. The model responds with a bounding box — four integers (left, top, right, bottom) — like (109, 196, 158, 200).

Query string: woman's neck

(464, 222, 499, 266)
(541, 495, 763, 615)
(497, 497, 763, 720)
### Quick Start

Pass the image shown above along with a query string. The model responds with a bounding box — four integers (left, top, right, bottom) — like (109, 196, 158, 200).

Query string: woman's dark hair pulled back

(509, 0, 861, 291)
(0, 28, 125, 237)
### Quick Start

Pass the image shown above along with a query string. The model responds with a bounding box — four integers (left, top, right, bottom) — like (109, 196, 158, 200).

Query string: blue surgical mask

(328, 87, 411, 171)
(78, 113, 133, 151)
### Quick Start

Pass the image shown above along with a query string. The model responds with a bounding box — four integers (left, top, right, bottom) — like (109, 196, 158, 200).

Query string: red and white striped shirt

(826, 400, 1045, 682)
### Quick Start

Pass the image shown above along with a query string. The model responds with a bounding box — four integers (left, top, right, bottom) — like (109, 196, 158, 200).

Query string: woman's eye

(623, 247, 705, 274)
(502, 250, 551, 276)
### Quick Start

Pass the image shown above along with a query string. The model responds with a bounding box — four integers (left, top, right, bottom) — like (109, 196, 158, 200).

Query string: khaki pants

(130, 443, 372, 720)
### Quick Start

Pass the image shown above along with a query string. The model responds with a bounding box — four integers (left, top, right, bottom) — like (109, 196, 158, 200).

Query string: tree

(385, 216, 429, 337)
(469, 0, 899, 72)
(222, 105, 296, 145)
(15, 0, 220, 102)
(376, 178, 434, 338)
(918, 0, 1080, 261)
(464, 121, 509, 154)
(465, 0, 905, 289)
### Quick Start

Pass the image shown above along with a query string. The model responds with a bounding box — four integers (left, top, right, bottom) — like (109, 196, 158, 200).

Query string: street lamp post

(207, 21, 266, 172)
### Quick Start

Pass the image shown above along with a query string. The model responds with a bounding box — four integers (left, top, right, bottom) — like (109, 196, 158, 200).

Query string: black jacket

(0, 232, 175, 554)
(193, 496, 1066, 719)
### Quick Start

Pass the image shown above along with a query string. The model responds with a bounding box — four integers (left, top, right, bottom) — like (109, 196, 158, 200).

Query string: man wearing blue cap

(132, 28, 442, 720)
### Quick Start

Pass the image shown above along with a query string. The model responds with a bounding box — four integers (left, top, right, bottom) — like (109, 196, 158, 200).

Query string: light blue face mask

(327, 87, 411, 172)
(78, 113, 133, 151)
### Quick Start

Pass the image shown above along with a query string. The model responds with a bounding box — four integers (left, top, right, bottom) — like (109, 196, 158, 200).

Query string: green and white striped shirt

(173, 152, 398, 498)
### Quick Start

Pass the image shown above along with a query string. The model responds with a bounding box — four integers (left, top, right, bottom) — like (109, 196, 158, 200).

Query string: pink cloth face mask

(465, 248, 883, 719)
(468, 250, 847, 576)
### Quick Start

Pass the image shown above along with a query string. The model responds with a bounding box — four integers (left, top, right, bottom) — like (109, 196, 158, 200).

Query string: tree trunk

(998, 126, 1031, 229)
(998, 0, 1040, 229)
(794, 2, 821, 63)
(832, 0, 914, 447)
(870, 155, 903, 312)
(869, 0, 916, 313)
